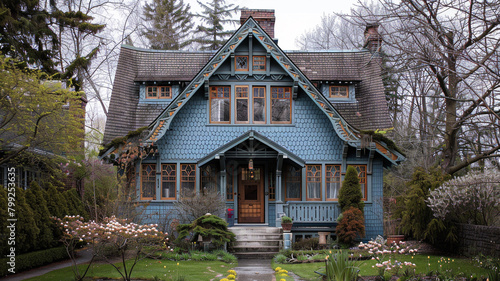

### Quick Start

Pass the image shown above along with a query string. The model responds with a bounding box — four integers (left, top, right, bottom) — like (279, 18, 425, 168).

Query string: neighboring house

(101, 10, 404, 241)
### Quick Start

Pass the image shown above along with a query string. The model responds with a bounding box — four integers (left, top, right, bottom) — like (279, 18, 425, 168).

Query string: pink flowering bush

(358, 236, 418, 279)
(55, 215, 171, 281)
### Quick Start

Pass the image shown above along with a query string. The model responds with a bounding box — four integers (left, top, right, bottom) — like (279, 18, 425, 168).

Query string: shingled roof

(103, 45, 392, 145)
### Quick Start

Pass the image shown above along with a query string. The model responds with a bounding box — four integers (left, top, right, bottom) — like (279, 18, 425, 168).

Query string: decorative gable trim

(144, 17, 404, 165)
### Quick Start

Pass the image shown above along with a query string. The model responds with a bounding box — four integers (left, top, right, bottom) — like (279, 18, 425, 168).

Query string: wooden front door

(238, 167, 265, 223)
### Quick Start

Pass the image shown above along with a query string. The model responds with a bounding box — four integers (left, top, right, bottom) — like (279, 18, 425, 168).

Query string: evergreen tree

(15, 187, 40, 253)
(0, 187, 9, 255)
(44, 182, 69, 218)
(338, 166, 365, 212)
(143, 0, 194, 50)
(26, 182, 56, 250)
(64, 189, 88, 219)
(193, 0, 240, 50)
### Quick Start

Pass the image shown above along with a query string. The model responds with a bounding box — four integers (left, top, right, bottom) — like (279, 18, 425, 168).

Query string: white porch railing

(284, 202, 341, 222)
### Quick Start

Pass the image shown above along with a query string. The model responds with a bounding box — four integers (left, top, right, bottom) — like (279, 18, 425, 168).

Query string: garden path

(234, 259, 304, 281)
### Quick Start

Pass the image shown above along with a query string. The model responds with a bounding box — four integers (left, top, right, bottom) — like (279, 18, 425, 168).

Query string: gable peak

(240, 9, 276, 39)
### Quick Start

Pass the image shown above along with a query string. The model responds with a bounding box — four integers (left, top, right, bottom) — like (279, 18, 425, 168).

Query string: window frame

(180, 164, 196, 198)
(209, 86, 231, 124)
(306, 165, 322, 201)
(348, 164, 368, 201)
(253, 56, 266, 71)
(329, 85, 349, 98)
(285, 165, 302, 201)
(141, 164, 156, 200)
(161, 164, 176, 200)
(326, 165, 341, 201)
(235, 56, 249, 71)
(252, 86, 266, 124)
(271, 87, 292, 124)
(235, 85, 249, 124)
(201, 164, 219, 193)
(146, 86, 172, 99)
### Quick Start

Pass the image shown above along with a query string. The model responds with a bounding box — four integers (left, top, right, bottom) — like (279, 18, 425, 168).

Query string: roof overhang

(198, 130, 305, 167)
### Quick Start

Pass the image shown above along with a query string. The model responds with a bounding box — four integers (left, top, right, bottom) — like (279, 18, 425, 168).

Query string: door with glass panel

(237, 167, 264, 223)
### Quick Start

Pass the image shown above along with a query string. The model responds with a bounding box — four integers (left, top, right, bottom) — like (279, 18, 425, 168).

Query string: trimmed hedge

(0, 246, 69, 276)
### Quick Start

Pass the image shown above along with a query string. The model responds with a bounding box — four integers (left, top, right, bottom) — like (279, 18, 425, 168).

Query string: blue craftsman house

(102, 10, 403, 245)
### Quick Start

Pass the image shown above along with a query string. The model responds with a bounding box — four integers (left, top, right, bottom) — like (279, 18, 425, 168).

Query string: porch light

(248, 159, 254, 170)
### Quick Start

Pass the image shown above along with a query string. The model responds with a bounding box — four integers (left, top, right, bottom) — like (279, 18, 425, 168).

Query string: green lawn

(27, 259, 236, 281)
(273, 254, 489, 280)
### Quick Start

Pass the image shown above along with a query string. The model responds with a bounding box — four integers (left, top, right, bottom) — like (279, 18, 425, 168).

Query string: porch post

(275, 153, 284, 227)
(219, 155, 227, 200)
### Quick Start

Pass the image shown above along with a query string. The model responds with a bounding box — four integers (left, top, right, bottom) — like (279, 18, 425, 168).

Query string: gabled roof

(103, 17, 402, 165)
(198, 130, 305, 167)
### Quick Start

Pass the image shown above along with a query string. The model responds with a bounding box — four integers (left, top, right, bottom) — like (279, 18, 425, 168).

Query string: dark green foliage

(339, 166, 365, 212)
(397, 167, 455, 249)
(336, 207, 365, 246)
(0, 246, 68, 276)
(0, 187, 9, 255)
(292, 237, 320, 250)
(44, 183, 68, 219)
(193, 0, 240, 50)
(64, 189, 88, 219)
(176, 214, 235, 248)
(25, 182, 57, 250)
(14, 188, 40, 253)
(143, 0, 193, 50)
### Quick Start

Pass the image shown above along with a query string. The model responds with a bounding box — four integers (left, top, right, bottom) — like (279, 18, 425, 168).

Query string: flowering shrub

(55, 215, 170, 281)
(426, 169, 500, 226)
(358, 236, 417, 279)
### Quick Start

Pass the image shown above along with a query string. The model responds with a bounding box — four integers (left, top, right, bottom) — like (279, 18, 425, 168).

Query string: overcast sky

(184, 0, 358, 50)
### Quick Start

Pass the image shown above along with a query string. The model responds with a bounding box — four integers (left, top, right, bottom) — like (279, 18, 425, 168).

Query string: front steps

(229, 226, 282, 259)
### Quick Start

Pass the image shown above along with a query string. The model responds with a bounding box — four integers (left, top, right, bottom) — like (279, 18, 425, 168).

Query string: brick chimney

(240, 9, 275, 39)
(364, 24, 382, 53)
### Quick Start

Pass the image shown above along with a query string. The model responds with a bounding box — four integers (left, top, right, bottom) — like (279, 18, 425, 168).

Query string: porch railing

(285, 202, 341, 222)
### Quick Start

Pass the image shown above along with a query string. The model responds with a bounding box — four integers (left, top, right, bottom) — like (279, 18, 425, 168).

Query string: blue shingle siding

(268, 204, 276, 227)
(158, 90, 343, 161)
(363, 158, 384, 240)
(138, 202, 177, 230)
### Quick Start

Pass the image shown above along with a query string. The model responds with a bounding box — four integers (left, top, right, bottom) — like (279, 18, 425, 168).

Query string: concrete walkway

(0, 248, 93, 281)
(234, 259, 276, 281)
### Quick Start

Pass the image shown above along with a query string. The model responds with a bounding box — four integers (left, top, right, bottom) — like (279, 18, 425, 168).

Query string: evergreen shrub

(338, 166, 365, 212)
(336, 207, 365, 246)
(0, 246, 68, 276)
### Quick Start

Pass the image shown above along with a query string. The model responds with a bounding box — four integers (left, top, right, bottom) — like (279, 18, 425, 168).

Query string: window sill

(206, 123, 295, 127)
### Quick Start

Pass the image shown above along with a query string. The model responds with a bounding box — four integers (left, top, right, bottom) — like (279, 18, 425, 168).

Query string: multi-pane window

(227, 174, 234, 201)
(235, 86, 249, 123)
(271, 87, 292, 123)
(161, 164, 176, 200)
(235, 56, 248, 71)
(147, 86, 172, 99)
(285, 165, 301, 201)
(253, 87, 266, 123)
(253, 56, 266, 71)
(350, 165, 367, 200)
(306, 165, 322, 201)
(181, 164, 196, 198)
(329, 86, 349, 98)
(326, 165, 341, 200)
(268, 170, 275, 201)
(210, 86, 230, 123)
(201, 164, 219, 193)
(141, 164, 156, 200)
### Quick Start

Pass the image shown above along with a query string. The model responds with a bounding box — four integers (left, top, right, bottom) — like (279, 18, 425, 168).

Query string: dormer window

(329, 86, 349, 98)
(253, 56, 266, 71)
(147, 86, 172, 99)
(235, 56, 248, 71)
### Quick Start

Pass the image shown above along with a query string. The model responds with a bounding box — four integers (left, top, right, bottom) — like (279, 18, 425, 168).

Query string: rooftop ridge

(121, 44, 216, 54)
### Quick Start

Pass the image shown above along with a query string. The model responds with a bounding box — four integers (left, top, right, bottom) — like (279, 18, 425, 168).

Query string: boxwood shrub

(0, 246, 68, 276)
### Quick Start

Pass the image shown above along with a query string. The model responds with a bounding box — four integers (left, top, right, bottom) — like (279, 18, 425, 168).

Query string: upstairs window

(235, 56, 248, 71)
(253, 87, 266, 123)
(271, 87, 292, 123)
(235, 86, 249, 123)
(147, 86, 172, 99)
(201, 164, 219, 192)
(329, 86, 349, 98)
(253, 56, 266, 71)
(306, 165, 322, 201)
(210, 86, 230, 123)
(161, 164, 176, 200)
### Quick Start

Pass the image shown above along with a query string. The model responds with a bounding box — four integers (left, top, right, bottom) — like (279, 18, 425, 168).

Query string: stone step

(229, 227, 282, 234)
(235, 233, 282, 240)
(233, 240, 280, 247)
(233, 251, 278, 259)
